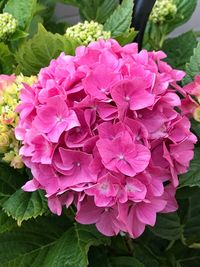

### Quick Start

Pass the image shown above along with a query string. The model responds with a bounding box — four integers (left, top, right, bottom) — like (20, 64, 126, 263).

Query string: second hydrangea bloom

(0, 74, 36, 168)
(16, 39, 196, 238)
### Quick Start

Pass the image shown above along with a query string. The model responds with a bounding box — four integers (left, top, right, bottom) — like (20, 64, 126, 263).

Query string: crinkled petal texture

(16, 39, 196, 238)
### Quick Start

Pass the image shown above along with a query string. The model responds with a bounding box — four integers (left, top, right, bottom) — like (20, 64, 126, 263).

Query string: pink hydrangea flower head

(16, 38, 197, 238)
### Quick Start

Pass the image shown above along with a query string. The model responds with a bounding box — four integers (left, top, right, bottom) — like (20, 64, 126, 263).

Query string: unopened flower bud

(0, 132, 10, 152)
(10, 154, 24, 169)
(0, 12, 17, 42)
(150, 0, 177, 24)
(194, 107, 200, 122)
(65, 20, 111, 45)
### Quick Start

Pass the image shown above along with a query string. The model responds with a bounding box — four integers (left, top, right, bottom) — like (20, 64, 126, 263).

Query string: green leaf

(0, 209, 16, 234)
(10, 29, 29, 41)
(167, 0, 197, 33)
(104, 0, 133, 38)
(133, 244, 160, 267)
(0, 43, 15, 74)
(0, 163, 26, 205)
(3, 189, 48, 226)
(80, 0, 119, 24)
(191, 119, 200, 139)
(179, 148, 200, 188)
(62, 0, 119, 23)
(3, 0, 37, 30)
(149, 213, 182, 240)
(43, 224, 110, 267)
(109, 257, 144, 267)
(115, 28, 137, 46)
(163, 31, 197, 70)
(15, 24, 80, 75)
(0, 0, 7, 12)
(0, 216, 69, 267)
(183, 189, 200, 246)
(183, 43, 200, 85)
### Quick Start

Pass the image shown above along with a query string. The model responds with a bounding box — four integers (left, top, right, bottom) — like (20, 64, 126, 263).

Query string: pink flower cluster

(16, 39, 196, 238)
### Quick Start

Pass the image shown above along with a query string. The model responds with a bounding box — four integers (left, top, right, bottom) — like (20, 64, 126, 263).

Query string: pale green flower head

(65, 20, 111, 45)
(0, 12, 17, 42)
(150, 0, 177, 24)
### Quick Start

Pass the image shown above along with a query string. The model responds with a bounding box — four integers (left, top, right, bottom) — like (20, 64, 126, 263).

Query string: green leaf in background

(15, 24, 80, 75)
(3, 0, 37, 30)
(133, 244, 160, 267)
(183, 42, 200, 85)
(167, 0, 197, 34)
(149, 213, 182, 241)
(109, 257, 144, 267)
(0, 210, 16, 234)
(104, 0, 133, 38)
(62, 0, 119, 24)
(0, 0, 7, 12)
(163, 31, 197, 70)
(80, 0, 119, 24)
(115, 28, 137, 46)
(3, 189, 48, 226)
(191, 119, 200, 139)
(183, 189, 200, 247)
(179, 148, 200, 188)
(43, 224, 110, 267)
(0, 216, 69, 267)
(0, 43, 15, 74)
(10, 29, 29, 41)
(0, 163, 26, 206)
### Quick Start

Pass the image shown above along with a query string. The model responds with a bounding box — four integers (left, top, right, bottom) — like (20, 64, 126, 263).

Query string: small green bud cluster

(150, 0, 177, 24)
(0, 12, 17, 42)
(65, 20, 111, 45)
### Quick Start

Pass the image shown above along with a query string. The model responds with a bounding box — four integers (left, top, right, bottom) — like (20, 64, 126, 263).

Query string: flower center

(118, 154, 125, 160)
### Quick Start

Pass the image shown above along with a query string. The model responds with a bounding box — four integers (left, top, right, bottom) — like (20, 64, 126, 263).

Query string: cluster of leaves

(0, 0, 137, 75)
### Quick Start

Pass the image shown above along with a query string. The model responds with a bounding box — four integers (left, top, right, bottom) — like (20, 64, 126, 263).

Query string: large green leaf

(43, 224, 110, 267)
(104, 0, 133, 38)
(149, 213, 182, 241)
(163, 31, 197, 70)
(179, 148, 200, 188)
(0, 216, 69, 267)
(15, 24, 80, 75)
(0, 43, 15, 74)
(167, 0, 197, 33)
(183, 42, 200, 85)
(3, 189, 47, 226)
(3, 0, 37, 30)
(0, 163, 47, 225)
(0, 221, 110, 267)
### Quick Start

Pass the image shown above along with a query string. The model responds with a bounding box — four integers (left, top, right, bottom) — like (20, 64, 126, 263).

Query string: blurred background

(55, 1, 200, 38)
